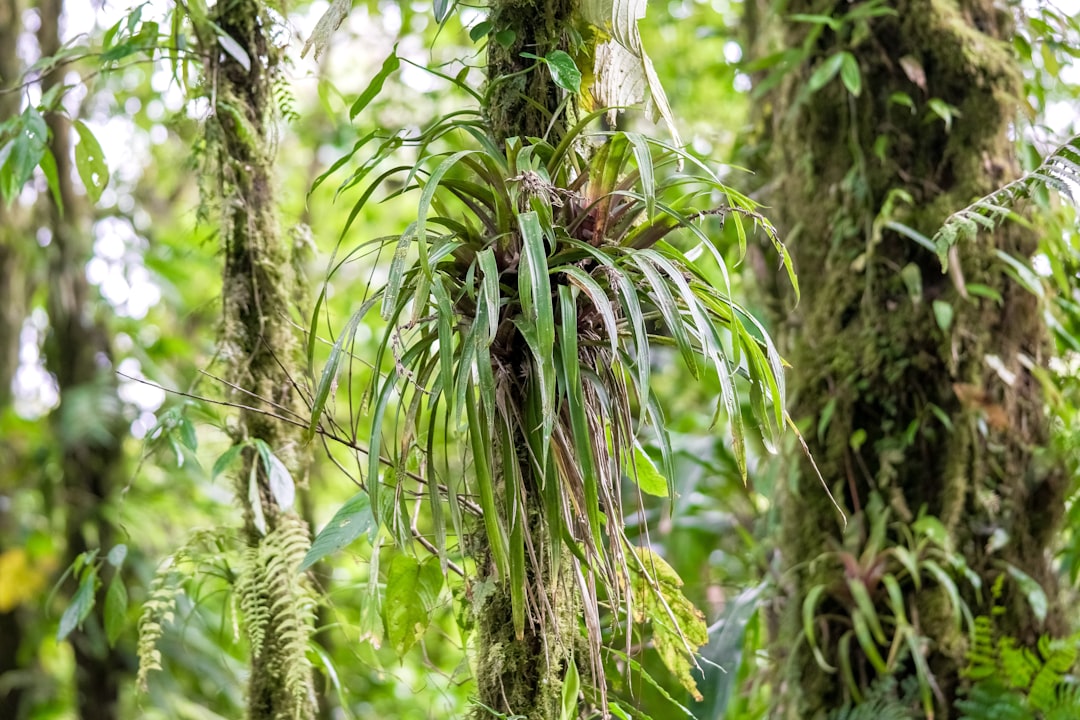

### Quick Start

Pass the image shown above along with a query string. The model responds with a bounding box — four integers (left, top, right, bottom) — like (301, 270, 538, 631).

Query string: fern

(827, 675, 918, 720)
(934, 133, 1080, 267)
(236, 514, 316, 716)
(958, 580, 1080, 720)
(136, 554, 183, 691)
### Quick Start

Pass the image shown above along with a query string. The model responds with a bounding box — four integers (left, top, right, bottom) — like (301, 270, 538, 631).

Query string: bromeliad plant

(306, 106, 797, 709)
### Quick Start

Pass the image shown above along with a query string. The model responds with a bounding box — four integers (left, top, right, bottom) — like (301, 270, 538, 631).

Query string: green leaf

(433, 0, 451, 23)
(838, 52, 861, 96)
(57, 568, 97, 642)
(561, 659, 580, 720)
(253, 439, 295, 510)
(1004, 564, 1048, 623)
(469, 21, 491, 42)
(808, 52, 845, 93)
(494, 29, 516, 48)
(628, 441, 668, 497)
(73, 121, 110, 203)
(300, 491, 376, 571)
(383, 555, 443, 657)
(308, 298, 378, 441)
(351, 45, 400, 120)
(104, 577, 127, 646)
(545, 50, 581, 93)
(932, 299, 954, 332)
(212, 443, 245, 480)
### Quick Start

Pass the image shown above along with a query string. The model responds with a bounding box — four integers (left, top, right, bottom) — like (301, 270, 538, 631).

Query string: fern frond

(933, 133, 1080, 267)
(136, 555, 184, 691)
(236, 514, 316, 718)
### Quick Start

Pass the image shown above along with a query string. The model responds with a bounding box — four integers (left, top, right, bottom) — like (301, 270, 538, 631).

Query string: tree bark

(748, 0, 1066, 716)
(202, 2, 316, 718)
(472, 2, 581, 716)
(0, 1, 29, 710)
(36, 1, 128, 718)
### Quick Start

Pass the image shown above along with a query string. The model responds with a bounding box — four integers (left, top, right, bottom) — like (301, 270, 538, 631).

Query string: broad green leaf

(932, 299, 954, 331)
(545, 50, 581, 93)
(73, 121, 109, 203)
(469, 21, 491, 42)
(300, 491, 376, 571)
(104, 577, 127, 646)
(58, 568, 97, 641)
(808, 52, 845, 93)
(628, 441, 668, 497)
(351, 45, 400, 119)
(383, 555, 443, 657)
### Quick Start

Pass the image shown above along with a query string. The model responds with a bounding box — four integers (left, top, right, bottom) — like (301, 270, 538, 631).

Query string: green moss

(756, 0, 1066, 715)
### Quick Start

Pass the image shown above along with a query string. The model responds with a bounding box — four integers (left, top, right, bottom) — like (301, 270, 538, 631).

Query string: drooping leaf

(351, 45, 400, 120)
(73, 121, 110, 203)
(253, 439, 295, 510)
(58, 568, 97, 642)
(104, 577, 127, 646)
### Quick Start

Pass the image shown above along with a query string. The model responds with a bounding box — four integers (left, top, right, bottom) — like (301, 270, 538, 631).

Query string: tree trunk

(202, 2, 316, 718)
(472, 2, 580, 716)
(749, 0, 1066, 716)
(0, 0, 28, 710)
(36, 1, 128, 718)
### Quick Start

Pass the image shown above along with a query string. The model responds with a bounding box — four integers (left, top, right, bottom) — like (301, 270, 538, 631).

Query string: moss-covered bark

(747, 0, 1066, 715)
(486, 0, 578, 146)
(473, 3, 582, 716)
(202, 2, 316, 718)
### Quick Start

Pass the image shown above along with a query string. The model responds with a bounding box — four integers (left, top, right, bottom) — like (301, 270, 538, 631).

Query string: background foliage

(0, 0, 1078, 718)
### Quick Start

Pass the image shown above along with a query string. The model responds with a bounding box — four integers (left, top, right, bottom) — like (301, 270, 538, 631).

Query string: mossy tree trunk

(748, 0, 1067, 715)
(198, 2, 316, 718)
(472, 1, 580, 717)
(37, 1, 129, 718)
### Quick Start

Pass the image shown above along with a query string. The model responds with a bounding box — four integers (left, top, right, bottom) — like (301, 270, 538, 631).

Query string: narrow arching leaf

(300, 491, 376, 571)
(351, 45, 400, 119)
(518, 211, 556, 445)
(308, 298, 379, 441)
